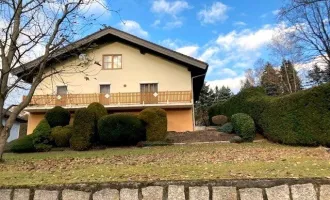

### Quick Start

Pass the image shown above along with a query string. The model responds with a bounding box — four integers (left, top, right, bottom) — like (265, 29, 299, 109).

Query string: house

(12, 27, 208, 134)
(2, 110, 28, 142)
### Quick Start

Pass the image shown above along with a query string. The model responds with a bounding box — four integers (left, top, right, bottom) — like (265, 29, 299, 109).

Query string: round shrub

(10, 135, 35, 153)
(138, 108, 167, 141)
(98, 113, 146, 146)
(218, 122, 233, 133)
(70, 108, 95, 150)
(87, 102, 107, 121)
(51, 125, 73, 147)
(231, 113, 256, 142)
(212, 115, 228, 126)
(70, 135, 90, 151)
(45, 106, 70, 128)
(31, 119, 52, 148)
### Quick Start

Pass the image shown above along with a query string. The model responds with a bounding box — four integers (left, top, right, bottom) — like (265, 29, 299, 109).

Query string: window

(140, 83, 158, 93)
(100, 84, 110, 94)
(103, 55, 122, 69)
(56, 86, 67, 95)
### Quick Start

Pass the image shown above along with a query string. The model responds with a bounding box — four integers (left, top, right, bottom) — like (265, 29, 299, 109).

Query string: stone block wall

(1, 178, 330, 200)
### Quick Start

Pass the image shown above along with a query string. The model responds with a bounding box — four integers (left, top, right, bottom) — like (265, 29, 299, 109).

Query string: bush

(218, 122, 233, 133)
(231, 113, 256, 142)
(138, 108, 167, 141)
(51, 125, 73, 147)
(70, 108, 95, 150)
(10, 135, 35, 153)
(87, 102, 107, 141)
(209, 84, 330, 146)
(34, 144, 52, 152)
(31, 119, 52, 149)
(211, 115, 228, 126)
(87, 102, 107, 121)
(98, 113, 146, 146)
(45, 106, 71, 128)
(70, 135, 90, 151)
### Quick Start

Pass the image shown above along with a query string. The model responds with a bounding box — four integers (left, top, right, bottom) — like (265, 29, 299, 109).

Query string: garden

(7, 103, 168, 153)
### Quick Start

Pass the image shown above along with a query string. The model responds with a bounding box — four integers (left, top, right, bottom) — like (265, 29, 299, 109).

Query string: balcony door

(56, 86, 67, 106)
(140, 83, 158, 104)
(99, 84, 110, 105)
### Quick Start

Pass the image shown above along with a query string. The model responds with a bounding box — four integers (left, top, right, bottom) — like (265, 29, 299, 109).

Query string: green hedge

(31, 119, 52, 149)
(10, 135, 35, 153)
(138, 108, 167, 141)
(231, 113, 256, 142)
(45, 106, 71, 128)
(218, 122, 233, 133)
(87, 102, 107, 121)
(70, 108, 95, 150)
(51, 125, 73, 147)
(98, 113, 146, 146)
(209, 84, 330, 146)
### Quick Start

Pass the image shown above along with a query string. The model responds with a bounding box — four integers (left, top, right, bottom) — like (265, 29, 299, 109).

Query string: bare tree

(0, 0, 110, 161)
(278, 0, 330, 69)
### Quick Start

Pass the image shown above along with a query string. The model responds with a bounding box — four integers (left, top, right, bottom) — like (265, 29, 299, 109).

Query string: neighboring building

(12, 27, 208, 134)
(2, 110, 28, 142)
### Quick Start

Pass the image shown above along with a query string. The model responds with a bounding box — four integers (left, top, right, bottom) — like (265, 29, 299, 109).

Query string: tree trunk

(0, 127, 9, 162)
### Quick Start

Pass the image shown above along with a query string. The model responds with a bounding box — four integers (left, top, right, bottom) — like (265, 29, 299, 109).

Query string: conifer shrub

(98, 113, 145, 146)
(51, 125, 73, 147)
(45, 106, 70, 128)
(231, 113, 256, 142)
(138, 108, 167, 141)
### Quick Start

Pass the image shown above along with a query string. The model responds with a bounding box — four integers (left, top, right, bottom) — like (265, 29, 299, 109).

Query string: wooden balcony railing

(25, 91, 192, 106)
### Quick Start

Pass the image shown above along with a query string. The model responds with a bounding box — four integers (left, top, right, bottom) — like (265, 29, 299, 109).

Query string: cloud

(207, 76, 245, 94)
(272, 9, 280, 15)
(216, 24, 276, 51)
(233, 21, 247, 27)
(118, 20, 149, 38)
(150, 0, 190, 29)
(176, 45, 199, 57)
(151, 0, 190, 16)
(198, 2, 229, 24)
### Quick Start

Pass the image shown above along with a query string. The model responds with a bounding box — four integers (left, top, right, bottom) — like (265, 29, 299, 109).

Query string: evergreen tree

(194, 82, 215, 126)
(280, 60, 302, 94)
(307, 64, 324, 86)
(260, 63, 281, 96)
(215, 86, 232, 102)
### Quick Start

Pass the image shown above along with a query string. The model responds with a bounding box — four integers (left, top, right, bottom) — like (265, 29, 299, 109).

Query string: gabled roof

(12, 26, 208, 100)
(12, 26, 208, 75)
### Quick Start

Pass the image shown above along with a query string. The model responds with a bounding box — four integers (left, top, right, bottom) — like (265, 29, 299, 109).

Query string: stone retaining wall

(1, 178, 330, 200)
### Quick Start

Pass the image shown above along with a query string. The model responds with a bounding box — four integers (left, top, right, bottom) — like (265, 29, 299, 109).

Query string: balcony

(24, 91, 192, 108)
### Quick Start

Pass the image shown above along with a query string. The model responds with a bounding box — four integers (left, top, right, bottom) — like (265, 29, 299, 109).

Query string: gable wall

(35, 42, 192, 95)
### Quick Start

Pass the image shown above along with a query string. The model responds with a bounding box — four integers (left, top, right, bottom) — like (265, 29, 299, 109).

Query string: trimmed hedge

(138, 108, 167, 141)
(70, 108, 95, 150)
(87, 102, 107, 121)
(209, 84, 330, 146)
(218, 122, 233, 133)
(211, 115, 228, 126)
(31, 119, 52, 149)
(51, 125, 73, 147)
(10, 135, 35, 153)
(98, 113, 146, 146)
(231, 113, 256, 142)
(45, 106, 71, 128)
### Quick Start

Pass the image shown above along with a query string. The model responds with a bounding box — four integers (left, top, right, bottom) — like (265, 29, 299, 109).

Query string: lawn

(1, 141, 330, 186)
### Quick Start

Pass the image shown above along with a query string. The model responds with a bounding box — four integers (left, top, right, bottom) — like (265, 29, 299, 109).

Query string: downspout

(191, 73, 206, 131)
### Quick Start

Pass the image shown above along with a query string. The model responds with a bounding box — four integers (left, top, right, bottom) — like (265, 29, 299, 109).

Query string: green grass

(1, 141, 330, 186)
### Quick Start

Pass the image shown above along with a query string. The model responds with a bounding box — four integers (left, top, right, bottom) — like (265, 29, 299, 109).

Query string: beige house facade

(12, 27, 208, 134)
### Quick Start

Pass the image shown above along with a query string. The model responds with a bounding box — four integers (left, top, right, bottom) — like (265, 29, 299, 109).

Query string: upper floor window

(103, 55, 122, 69)
(57, 86, 67, 95)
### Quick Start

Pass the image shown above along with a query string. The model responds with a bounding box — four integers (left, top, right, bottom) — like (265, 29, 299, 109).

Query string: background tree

(194, 82, 215, 126)
(280, 60, 302, 94)
(260, 63, 281, 96)
(278, 0, 330, 82)
(215, 86, 232, 102)
(0, 0, 110, 161)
